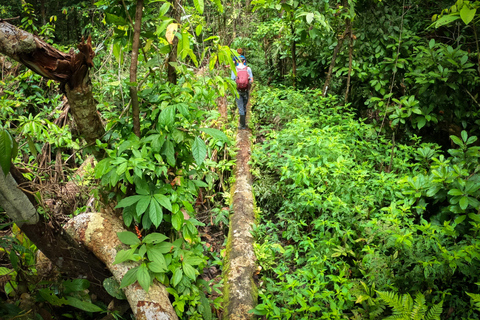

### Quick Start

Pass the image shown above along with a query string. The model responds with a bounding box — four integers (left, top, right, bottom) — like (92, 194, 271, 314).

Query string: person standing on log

(231, 56, 253, 130)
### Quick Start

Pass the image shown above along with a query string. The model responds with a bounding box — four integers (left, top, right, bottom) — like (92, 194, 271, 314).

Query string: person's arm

(231, 70, 236, 81)
(248, 68, 254, 83)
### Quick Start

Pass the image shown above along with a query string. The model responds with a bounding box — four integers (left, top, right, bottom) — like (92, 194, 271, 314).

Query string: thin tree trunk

(129, 0, 144, 138)
(40, 0, 46, 25)
(291, 22, 296, 88)
(167, 0, 181, 84)
(322, 29, 347, 97)
(344, 23, 353, 103)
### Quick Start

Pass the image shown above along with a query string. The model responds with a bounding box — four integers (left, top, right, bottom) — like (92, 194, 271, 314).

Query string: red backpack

(236, 66, 249, 91)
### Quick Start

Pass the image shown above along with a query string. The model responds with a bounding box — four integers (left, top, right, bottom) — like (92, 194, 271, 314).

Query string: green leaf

(417, 117, 426, 130)
(172, 267, 183, 287)
(117, 231, 141, 245)
(429, 38, 435, 49)
(306, 12, 314, 24)
(137, 263, 151, 292)
(62, 279, 90, 294)
(159, 105, 176, 128)
(0, 267, 12, 276)
(148, 260, 167, 273)
(434, 14, 460, 28)
(159, 2, 170, 16)
(192, 137, 207, 166)
(448, 189, 463, 196)
(136, 196, 151, 215)
(143, 233, 168, 244)
(460, 196, 469, 210)
(461, 130, 468, 142)
(199, 291, 212, 320)
(183, 254, 204, 266)
(172, 211, 184, 230)
(65, 297, 103, 312)
(151, 242, 173, 254)
(149, 199, 163, 228)
(460, 5, 476, 25)
(0, 129, 13, 175)
(154, 193, 172, 211)
(182, 262, 196, 280)
(120, 266, 139, 288)
(200, 128, 229, 142)
(182, 32, 190, 60)
(193, 0, 204, 14)
(105, 13, 127, 26)
(163, 139, 176, 167)
(450, 135, 464, 147)
(116, 195, 144, 208)
(196, 24, 203, 36)
(103, 277, 127, 300)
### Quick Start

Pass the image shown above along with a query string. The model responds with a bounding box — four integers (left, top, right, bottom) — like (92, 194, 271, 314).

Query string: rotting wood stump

(223, 103, 257, 319)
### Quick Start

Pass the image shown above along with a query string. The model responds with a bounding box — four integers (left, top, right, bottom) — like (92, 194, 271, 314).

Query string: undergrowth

(250, 85, 480, 319)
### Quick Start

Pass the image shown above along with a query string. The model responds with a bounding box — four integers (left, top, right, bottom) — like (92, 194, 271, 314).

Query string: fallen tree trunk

(0, 167, 113, 304)
(65, 210, 178, 320)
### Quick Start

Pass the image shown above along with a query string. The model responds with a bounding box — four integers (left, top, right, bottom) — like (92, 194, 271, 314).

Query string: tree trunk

(291, 22, 296, 88)
(129, 0, 144, 138)
(0, 22, 105, 148)
(344, 23, 353, 103)
(322, 29, 347, 97)
(167, 0, 181, 85)
(40, 0, 46, 25)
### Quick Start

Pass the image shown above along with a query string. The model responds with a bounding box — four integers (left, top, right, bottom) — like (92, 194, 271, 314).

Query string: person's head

(237, 48, 243, 55)
(241, 58, 246, 66)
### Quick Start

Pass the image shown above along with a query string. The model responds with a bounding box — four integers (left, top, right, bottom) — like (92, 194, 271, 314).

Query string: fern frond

(378, 291, 404, 312)
(411, 293, 427, 320)
(383, 315, 409, 320)
(467, 292, 480, 311)
(425, 300, 443, 320)
(370, 303, 386, 317)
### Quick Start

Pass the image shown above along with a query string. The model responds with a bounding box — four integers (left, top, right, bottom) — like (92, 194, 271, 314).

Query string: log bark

(0, 21, 105, 146)
(223, 100, 257, 319)
(65, 211, 178, 320)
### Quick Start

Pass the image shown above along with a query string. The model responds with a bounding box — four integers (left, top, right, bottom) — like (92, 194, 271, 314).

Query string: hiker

(231, 57, 253, 129)
(233, 48, 246, 64)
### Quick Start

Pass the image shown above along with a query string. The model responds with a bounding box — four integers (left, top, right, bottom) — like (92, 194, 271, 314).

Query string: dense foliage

(1, 0, 480, 319)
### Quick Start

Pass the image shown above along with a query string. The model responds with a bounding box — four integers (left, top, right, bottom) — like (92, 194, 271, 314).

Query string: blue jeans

(236, 90, 249, 116)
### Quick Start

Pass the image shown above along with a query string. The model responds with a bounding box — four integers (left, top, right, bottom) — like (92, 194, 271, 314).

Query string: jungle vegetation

(0, 0, 480, 319)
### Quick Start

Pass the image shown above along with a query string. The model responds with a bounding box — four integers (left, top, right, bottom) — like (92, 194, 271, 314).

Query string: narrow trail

(222, 102, 257, 319)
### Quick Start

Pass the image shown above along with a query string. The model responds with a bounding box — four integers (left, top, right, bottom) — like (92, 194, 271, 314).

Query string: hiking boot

(239, 115, 247, 129)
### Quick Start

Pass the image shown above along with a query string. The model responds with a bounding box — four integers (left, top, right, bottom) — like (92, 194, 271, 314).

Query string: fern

(425, 301, 443, 320)
(467, 292, 480, 311)
(377, 291, 443, 320)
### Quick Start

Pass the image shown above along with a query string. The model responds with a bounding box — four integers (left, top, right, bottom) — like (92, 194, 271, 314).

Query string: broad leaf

(143, 233, 168, 244)
(158, 105, 176, 128)
(0, 129, 13, 175)
(172, 267, 183, 287)
(200, 127, 229, 142)
(182, 262, 196, 280)
(149, 199, 163, 228)
(192, 136, 207, 166)
(103, 277, 127, 300)
(65, 297, 103, 312)
(166, 23, 178, 44)
(136, 196, 151, 215)
(117, 231, 141, 245)
(116, 195, 144, 208)
(154, 193, 172, 211)
(460, 5, 476, 25)
(193, 0, 204, 14)
(172, 211, 184, 230)
(137, 263, 151, 292)
(120, 266, 139, 288)
(163, 139, 176, 167)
